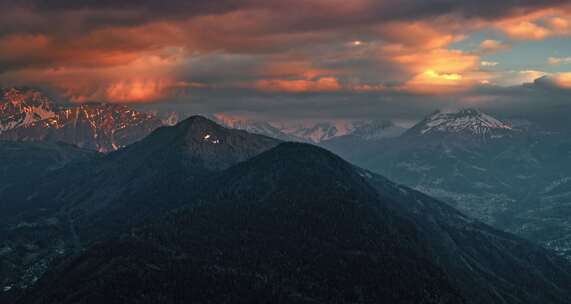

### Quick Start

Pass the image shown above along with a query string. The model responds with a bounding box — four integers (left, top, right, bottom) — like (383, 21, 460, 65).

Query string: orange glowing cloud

(61, 78, 176, 103)
(479, 40, 509, 53)
(255, 77, 341, 93)
(383, 46, 481, 93)
(403, 70, 467, 94)
(376, 20, 477, 74)
(0, 21, 189, 75)
(1, 49, 189, 103)
(378, 22, 464, 50)
(550, 73, 571, 88)
(383, 36, 491, 94)
(0, 34, 136, 70)
(388, 48, 478, 75)
(259, 59, 342, 80)
(496, 10, 571, 40)
(0, 34, 50, 58)
(104, 79, 171, 102)
(502, 21, 551, 40)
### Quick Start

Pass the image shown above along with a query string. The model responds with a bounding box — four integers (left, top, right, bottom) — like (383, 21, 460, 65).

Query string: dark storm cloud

(1, 0, 567, 37)
(0, 0, 570, 121)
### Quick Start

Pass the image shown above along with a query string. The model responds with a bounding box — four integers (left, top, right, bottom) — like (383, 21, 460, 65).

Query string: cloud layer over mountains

(0, 0, 570, 120)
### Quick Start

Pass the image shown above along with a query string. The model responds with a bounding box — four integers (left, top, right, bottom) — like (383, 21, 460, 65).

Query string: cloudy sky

(0, 0, 570, 121)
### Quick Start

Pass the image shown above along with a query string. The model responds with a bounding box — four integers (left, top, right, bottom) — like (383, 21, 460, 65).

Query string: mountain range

(0, 88, 162, 152)
(1, 116, 571, 303)
(169, 112, 406, 143)
(1, 87, 405, 151)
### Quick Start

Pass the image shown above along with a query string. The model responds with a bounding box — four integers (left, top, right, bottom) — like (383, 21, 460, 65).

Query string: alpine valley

(1, 88, 404, 149)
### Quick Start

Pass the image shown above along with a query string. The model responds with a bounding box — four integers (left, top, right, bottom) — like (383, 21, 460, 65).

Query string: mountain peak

(172, 115, 228, 142)
(126, 115, 281, 171)
(219, 142, 379, 202)
(406, 108, 513, 139)
(180, 115, 220, 125)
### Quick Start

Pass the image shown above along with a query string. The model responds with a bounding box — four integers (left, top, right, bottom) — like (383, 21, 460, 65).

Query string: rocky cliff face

(0, 88, 163, 152)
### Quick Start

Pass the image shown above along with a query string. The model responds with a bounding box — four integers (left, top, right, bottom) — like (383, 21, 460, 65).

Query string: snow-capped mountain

(0, 88, 163, 152)
(209, 113, 404, 143)
(405, 108, 514, 140)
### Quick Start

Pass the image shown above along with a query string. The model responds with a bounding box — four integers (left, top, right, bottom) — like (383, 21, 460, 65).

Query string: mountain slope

(365, 171, 571, 304)
(0, 141, 97, 302)
(0, 141, 96, 220)
(19, 143, 464, 304)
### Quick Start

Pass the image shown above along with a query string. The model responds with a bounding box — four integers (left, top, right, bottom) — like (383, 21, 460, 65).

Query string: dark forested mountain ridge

(0, 117, 280, 300)
(18, 143, 465, 304)
(57, 115, 282, 239)
(17, 143, 571, 304)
